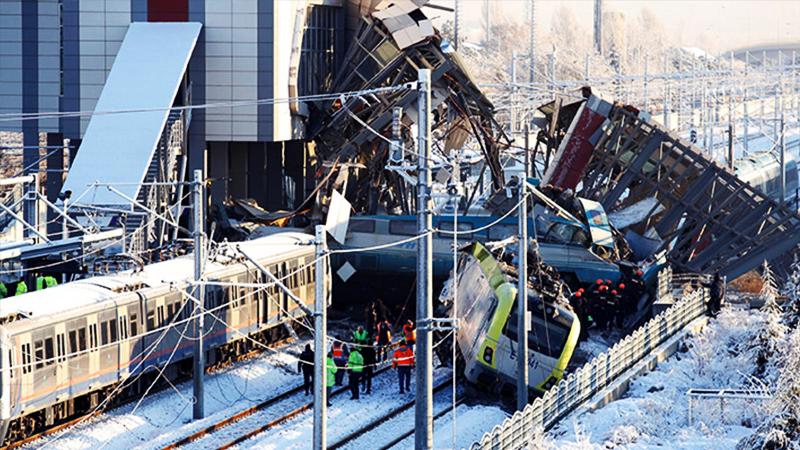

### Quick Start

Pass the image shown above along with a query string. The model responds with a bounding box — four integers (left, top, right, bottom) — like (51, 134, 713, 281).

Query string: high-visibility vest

(348, 350, 364, 373)
(36, 276, 57, 291)
(403, 324, 416, 342)
(353, 328, 369, 344)
(326, 357, 337, 387)
(14, 281, 27, 296)
(392, 346, 414, 368)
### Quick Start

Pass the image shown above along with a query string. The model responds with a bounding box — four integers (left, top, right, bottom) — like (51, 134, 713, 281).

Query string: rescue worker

(332, 341, 347, 386)
(325, 352, 337, 407)
(14, 280, 27, 296)
(347, 347, 364, 400)
(376, 319, 392, 361)
(361, 343, 376, 395)
(353, 325, 369, 347)
(569, 289, 590, 341)
(392, 340, 414, 394)
(402, 320, 416, 349)
(35, 275, 58, 291)
(708, 272, 725, 316)
(297, 344, 314, 395)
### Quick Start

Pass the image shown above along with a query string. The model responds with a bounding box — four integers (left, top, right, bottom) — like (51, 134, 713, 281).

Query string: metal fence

(470, 270, 708, 450)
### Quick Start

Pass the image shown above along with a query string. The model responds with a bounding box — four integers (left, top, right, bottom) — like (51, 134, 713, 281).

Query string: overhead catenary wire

(0, 84, 416, 123)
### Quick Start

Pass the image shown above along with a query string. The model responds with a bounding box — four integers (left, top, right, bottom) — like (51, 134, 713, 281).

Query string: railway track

(11, 336, 298, 450)
(164, 365, 394, 450)
(327, 377, 458, 450)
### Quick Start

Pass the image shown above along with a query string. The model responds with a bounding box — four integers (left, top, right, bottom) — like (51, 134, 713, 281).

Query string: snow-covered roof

(0, 232, 313, 322)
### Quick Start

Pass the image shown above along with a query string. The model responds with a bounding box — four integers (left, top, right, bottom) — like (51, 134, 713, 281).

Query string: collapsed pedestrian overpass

(60, 22, 201, 254)
(539, 95, 800, 279)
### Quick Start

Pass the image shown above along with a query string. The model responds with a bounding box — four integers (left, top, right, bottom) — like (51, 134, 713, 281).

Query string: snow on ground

(27, 339, 310, 450)
(388, 402, 508, 450)
(237, 367, 454, 449)
(547, 306, 765, 449)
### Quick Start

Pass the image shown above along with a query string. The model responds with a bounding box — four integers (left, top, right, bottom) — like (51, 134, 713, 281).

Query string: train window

(110, 319, 118, 342)
(349, 219, 375, 233)
(101, 321, 109, 345)
(7, 350, 12, 378)
(487, 225, 516, 241)
(389, 220, 416, 236)
(34, 340, 44, 370)
(69, 330, 78, 353)
(130, 312, 139, 336)
(438, 221, 474, 239)
(146, 308, 155, 330)
(44, 338, 54, 366)
(57, 335, 65, 362)
(78, 328, 87, 351)
(89, 324, 98, 349)
(157, 306, 165, 326)
(21, 344, 31, 374)
(119, 317, 128, 340)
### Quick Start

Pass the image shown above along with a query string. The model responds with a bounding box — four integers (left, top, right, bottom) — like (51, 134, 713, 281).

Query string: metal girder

(557, 98, 800, 279)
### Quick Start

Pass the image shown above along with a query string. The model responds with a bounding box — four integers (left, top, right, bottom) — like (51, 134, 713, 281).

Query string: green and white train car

(454, 243, 580, 395)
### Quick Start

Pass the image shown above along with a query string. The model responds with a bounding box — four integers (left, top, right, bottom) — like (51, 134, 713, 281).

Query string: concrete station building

(0, 0, 363, 211)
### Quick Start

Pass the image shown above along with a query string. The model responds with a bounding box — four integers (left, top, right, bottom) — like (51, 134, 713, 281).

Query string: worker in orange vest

(392, 340, 414, 394)
(332, 341, 347, 386)
(402, 319, 416, 349)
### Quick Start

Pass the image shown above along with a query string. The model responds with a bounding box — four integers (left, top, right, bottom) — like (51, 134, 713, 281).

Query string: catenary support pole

(192, 169, 205, 420)
(415, 68, 433, 450)
(516, 127, 529, 411)
(780, 111, 786, 203)
(313, 225, 328, 450)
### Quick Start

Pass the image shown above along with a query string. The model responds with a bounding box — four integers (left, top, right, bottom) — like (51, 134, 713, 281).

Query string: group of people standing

(568, 269, 646, 339)
(297, 319, 417, 405)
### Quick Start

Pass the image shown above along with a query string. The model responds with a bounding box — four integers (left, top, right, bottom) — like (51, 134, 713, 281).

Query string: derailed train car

(451, 242, 580, 395)
(0, 232, 320, 445)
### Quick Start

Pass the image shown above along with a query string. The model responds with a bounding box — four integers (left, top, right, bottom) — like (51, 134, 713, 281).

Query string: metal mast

(415, 68, 434, 450)
(516, 128, 530, 411)
(192, 169, 205, 420)
(593, 0, 603, 54)
(313, 225, 328, 450)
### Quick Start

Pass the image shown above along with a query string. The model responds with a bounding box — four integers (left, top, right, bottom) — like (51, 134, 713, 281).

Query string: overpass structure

(542, 95, 800, 279)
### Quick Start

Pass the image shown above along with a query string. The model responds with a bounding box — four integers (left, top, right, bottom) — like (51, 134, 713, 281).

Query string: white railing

(470, 269, 708, 450)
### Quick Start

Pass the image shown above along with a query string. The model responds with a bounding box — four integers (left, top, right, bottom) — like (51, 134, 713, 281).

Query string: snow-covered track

(328, 377, 455, 450)
(170, 366, 394, 450)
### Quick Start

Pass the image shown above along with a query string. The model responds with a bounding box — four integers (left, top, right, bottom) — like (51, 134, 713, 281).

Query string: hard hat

(636, 269, 643, 276)
(599, 285, 608, 292)
(611, 290, 618, 295)
(575, 291, 582, 298)
(605, 279, 612, 285)
(618, 283, 626, 289)
(596, 279, 603, 285)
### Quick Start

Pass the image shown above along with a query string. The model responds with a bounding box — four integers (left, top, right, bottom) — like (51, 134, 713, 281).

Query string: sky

(429, 0, 800, 53)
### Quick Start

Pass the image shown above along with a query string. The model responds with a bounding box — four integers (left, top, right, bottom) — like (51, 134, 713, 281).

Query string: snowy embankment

(26, 339, 310, 450)
(547, 306, 765, 449)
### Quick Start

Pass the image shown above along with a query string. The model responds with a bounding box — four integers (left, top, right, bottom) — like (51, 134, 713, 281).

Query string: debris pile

(309, 0, 509, 216)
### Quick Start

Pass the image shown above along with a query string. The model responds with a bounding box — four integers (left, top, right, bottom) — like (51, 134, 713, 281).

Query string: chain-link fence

(470, 269, 708, 450)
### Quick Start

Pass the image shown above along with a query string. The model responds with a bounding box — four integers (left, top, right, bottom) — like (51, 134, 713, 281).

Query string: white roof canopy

(62, 22, 202, 207)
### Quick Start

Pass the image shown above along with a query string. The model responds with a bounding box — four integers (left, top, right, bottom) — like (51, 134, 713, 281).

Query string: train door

(117, 303, 130, 379)
(17, 333, 33, 407)
(127, 301, 144, 375)
(98, 308, 118, 381)
(53, 323, 68, 401)
(228, 276, 241, 337)
(258, 271, 270, 327)
(66, 318, 88, 396)
(87, 313, 100, 382)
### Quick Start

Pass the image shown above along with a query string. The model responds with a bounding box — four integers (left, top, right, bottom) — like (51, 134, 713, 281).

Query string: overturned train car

(451, 243, 580, 395)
